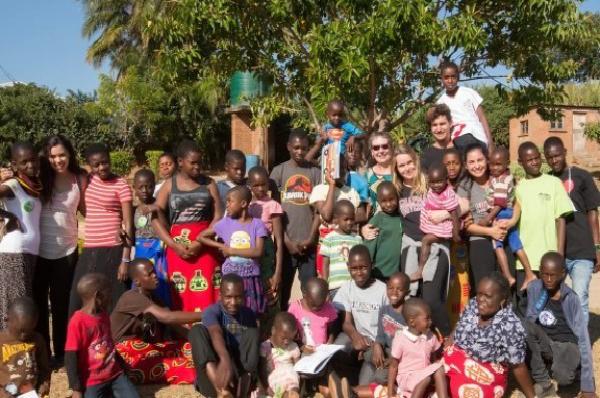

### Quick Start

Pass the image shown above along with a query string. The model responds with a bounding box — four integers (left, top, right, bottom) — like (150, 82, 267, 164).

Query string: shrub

(110, 151, 135, 178)
(145, 150, 163, 176)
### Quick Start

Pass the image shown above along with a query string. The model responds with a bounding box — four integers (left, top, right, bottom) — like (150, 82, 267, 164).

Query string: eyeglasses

(371, 144, 389, 151)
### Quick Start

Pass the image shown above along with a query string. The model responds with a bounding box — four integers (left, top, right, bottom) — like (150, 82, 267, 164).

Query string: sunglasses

(371, 144, 389, 151)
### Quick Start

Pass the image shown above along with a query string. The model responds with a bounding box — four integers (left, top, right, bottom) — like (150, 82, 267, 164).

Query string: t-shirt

(65, 311, 122, 387)
(552, 167, 600, 260)
(436, 86, 487, 144)
(333, 279, 388, 341)
(110, 290, 162, 342)
(214, 217, 268, 277)
(457, 179, 491, 241)
(515, 174, 574, 270)
(489, 173, 514, 208)
(134, 206, 158, 239)
(84, 175, 132, 248)
(0, 331, 49, 394)
(248, 197, 283, 235)
(319, 231, 363, 290)
(201, 303, 257, 353)
(0, 179, 41, 255)
(375, 305, 407, 348)
(420, 186, 459, 238)
(347, 171, 369, 204)
(537, 298, 577, 344)
(420, 147, 447, 172)
(270, 160, 321, 242)
(324, 120, 364, 154)
(287, 299, 338, 347)
(398, 187, 426, 240)
(364, 211, 403, 279)
(365, 169, 393, 211)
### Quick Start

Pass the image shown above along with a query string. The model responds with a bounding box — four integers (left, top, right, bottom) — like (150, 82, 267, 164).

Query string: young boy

(544, 136, 600, 325)
(524, 252, 595, 398)
(188, 274, 259, 398)
(0, 297, 50, 397)
(332, 245, 389, 385)
(364, 181, 403, 280)
(515, 142, 573, 291)
(65, 273, 139, 398)
(217, 149, 247, 207)
(436, 61, 493, 151)
(319, 200, 363, 293)
(346, 139, 369, 207)
(270, 130, 321, 309)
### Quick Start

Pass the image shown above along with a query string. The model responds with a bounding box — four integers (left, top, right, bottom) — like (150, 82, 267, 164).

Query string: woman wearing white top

(34, 135, 87, 364)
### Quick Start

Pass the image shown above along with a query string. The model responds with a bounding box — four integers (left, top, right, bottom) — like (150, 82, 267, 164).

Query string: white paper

(18, 391, 40, 398)
(293, 344, 344, 375)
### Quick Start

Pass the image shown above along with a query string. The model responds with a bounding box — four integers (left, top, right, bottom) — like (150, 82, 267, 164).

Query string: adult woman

(457, 144, 507, 288)
(153, 140, 222, 312)
(420, 104, 454, 171)
(445, 273, 535, 398)
(394, 144, 451, 335)
(35, 135, 86, 364)
(365, 132, 394, 211)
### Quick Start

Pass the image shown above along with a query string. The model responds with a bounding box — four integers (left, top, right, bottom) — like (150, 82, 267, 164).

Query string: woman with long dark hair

(35, 135, 87, 364)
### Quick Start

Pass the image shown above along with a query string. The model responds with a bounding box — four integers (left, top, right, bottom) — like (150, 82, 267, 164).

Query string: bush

(145, 150, 163, 176)
(110, 151, 135, 177)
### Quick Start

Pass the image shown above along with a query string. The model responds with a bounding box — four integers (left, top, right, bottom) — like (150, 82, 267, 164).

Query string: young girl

(442, 148, 463, 190)
(414, 164, 460, 282)
(387, 298, 447, 398)
(0, 141, 42, 329)
(259, 312, 301, 398)
(199, 185, 268, 314)
(154, 152, 176, 196)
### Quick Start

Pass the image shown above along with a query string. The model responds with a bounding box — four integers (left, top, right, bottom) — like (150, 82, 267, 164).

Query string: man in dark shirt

(544, 136, 600, 325)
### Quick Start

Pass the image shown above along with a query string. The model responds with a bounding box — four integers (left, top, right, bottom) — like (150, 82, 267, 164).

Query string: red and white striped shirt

(420, 185, 459, 239)
(84, 175, 132, 248)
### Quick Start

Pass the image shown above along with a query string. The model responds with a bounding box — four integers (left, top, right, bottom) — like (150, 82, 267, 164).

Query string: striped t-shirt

(419, 185, 459, 239)
(319, 231, 362, 290)
(84, 175, 132, 248)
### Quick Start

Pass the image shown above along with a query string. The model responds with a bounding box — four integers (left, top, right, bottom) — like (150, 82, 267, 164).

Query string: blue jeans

(566, 258, 594, 325)
(84, 374, 139, 398)
(494, 208, 523, 252)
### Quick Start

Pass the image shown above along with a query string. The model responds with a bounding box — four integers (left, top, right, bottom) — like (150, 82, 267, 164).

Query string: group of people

(0, 60, 597, 398)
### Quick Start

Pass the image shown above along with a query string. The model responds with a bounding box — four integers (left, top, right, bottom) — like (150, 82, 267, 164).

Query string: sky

(0, 0, 599, 96)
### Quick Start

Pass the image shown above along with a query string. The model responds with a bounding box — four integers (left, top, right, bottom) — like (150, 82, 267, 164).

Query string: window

(550, 117, 564, 130)
(520, 120, 529, 135)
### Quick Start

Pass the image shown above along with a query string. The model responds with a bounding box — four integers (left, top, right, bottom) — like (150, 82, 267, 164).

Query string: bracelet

(121, 258, 131, 263)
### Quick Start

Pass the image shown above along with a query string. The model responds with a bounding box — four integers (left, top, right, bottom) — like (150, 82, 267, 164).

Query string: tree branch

(302, 96, 322, 132)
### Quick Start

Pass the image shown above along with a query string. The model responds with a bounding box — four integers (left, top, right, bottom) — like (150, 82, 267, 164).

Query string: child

(68, 143, 133, 316)
(436, 61, 493, 151)
(270, 130, 321, 309)
(65, 273, 139, 398)
(247, 166, 284, 326)
(199, 186, 268, 315)
(288, 277, 338, 350)
(364, 182, 403, 280)
(332, 245, 388, 385)
(515, 142, 573, 291)
(387, 298, 447, 398)
(132, 169, 171, 305)
(217, 150, 247, 207)
(154, 152, 176, 196)
(346, 139, 370, 211)
(442, 148, 463, 190)
(480, 148, 533, 288)
(0, 297, 50, 397)
(414, 164, 460, 282)
(259, 312, 301, 398)
(0, 142, 42, 330)
(188, 274, 259, 398)
(320, 200, 363, 292)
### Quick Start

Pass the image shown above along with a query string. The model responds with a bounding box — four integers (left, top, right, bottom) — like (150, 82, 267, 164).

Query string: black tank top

(168, 174, 213, 224)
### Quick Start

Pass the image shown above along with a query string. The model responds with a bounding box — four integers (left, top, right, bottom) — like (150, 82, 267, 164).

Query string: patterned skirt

(0, 253, 36, 329)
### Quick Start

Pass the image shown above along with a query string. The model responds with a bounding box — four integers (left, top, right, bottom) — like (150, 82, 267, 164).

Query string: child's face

(248, 173, 269, 200)
(346, 144, 363, 169)
(225, 191, 246, 217)
(7, 313, 36, 342)
(271, 323, 297, 349)
(348, 254, 372, 288)
(221, 282, 245, 315)
(326, 104, 345, 127)
(387, 276, 409, 307)
(287, 137, 309, 164)
(377, 187, 398, 214)
(12, 148, 39, 179)
(304, 287, 327, 312)
(443, 153, 462, 181)
(539, 261, 565, 292)
(88, 152, 111, 180)
(158, 156, 176, 179)
(428, 169, 448, 194)
(225, 159, 246, 185)
(519, 148, 542, 177)
(544, 144, 567, 174)
(410, 307, 432, 334)
(441, 67, 459, 93)
(489, 152, 508, 178)
(134, 175, 156, 204)
(335, 208, 356, 234)
(178, 151, 202, 178)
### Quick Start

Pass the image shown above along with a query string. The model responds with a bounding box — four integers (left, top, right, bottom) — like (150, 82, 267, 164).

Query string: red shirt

(65, 311, 122, 387)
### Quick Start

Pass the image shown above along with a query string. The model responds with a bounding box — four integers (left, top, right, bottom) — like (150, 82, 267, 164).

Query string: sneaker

(534, 381, 558, 397)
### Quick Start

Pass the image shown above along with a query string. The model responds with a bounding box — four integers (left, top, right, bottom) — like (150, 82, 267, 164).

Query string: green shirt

(364, 211, 403, 279)
(319, 231, 363, 290)
(515, 174, 574, 271)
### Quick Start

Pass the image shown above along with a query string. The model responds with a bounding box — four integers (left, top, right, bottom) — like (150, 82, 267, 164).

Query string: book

(293, 344, 344, 375)
(321, 141, 341, 183)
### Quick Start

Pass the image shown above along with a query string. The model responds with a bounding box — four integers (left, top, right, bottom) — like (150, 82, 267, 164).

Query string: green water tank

(229, 71, 271, 107)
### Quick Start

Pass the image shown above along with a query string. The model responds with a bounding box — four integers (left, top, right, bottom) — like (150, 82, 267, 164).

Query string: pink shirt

(391, 329, 441, 392)
(249, 198, 283, 234)
(420, 185, 458, 239)
(288, 299, 337, 346)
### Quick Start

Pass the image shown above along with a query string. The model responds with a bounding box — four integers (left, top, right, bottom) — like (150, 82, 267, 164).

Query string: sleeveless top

(39, 178, 80, 259)
(0, 179, 41, 255)
(168, 174, 213, 224)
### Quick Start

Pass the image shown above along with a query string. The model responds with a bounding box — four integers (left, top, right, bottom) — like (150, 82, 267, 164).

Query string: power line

(0, 63, 16, 83)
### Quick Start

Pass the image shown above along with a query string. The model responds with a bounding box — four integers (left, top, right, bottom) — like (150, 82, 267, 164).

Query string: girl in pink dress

(387, 298, 448, 398)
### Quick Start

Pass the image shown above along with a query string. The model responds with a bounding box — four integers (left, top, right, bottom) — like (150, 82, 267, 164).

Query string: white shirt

(0, 179, 41, 254)
(436, 86, 487, 144)
(39, 180, 80, 259)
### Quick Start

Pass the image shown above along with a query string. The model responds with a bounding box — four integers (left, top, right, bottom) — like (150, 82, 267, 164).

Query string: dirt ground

(47, 275, 600, 397)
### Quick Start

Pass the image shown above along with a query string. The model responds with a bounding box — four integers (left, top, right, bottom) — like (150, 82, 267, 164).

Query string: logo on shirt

(22, 201, 34, 213)
(563, 179, 574, 194)
(189, 270, 208, 292)
(327, 128, 344, 141)
(171, 272, 187, 293)
(538, 310, 557, 327)
(173, 229, 192, 248)
(230, 230, 252, 264)
(135, 215, 149, 228)
(281, 175, 312, 205)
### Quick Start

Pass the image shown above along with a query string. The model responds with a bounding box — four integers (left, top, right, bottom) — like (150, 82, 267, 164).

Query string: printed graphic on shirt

(171, 272, 187, 293)
(87, 329, 118, 381)
(1, 342, 36, 386)
(190, 270, 208, 292)
(173, 229, 192, 247)
(281, 175, 312, 205)
(563, 178, 574, 194)
(327, 128, 344, 141)
(538, 310, 557, 327)
(22, 201, 34, 213)
(381, 314, 406, 340)
(398, 195, 424, 217)
(229, 230, 252, 264)
(135, 215, 149, 228)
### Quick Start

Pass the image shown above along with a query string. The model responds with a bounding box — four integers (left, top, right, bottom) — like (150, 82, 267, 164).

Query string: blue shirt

(346, 171, 369, 204)
(202, 303, 257, 352)
(324, 120, 364, 154)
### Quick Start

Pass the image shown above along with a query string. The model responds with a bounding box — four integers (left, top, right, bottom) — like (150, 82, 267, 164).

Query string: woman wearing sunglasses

(365, 132, 394, 212)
